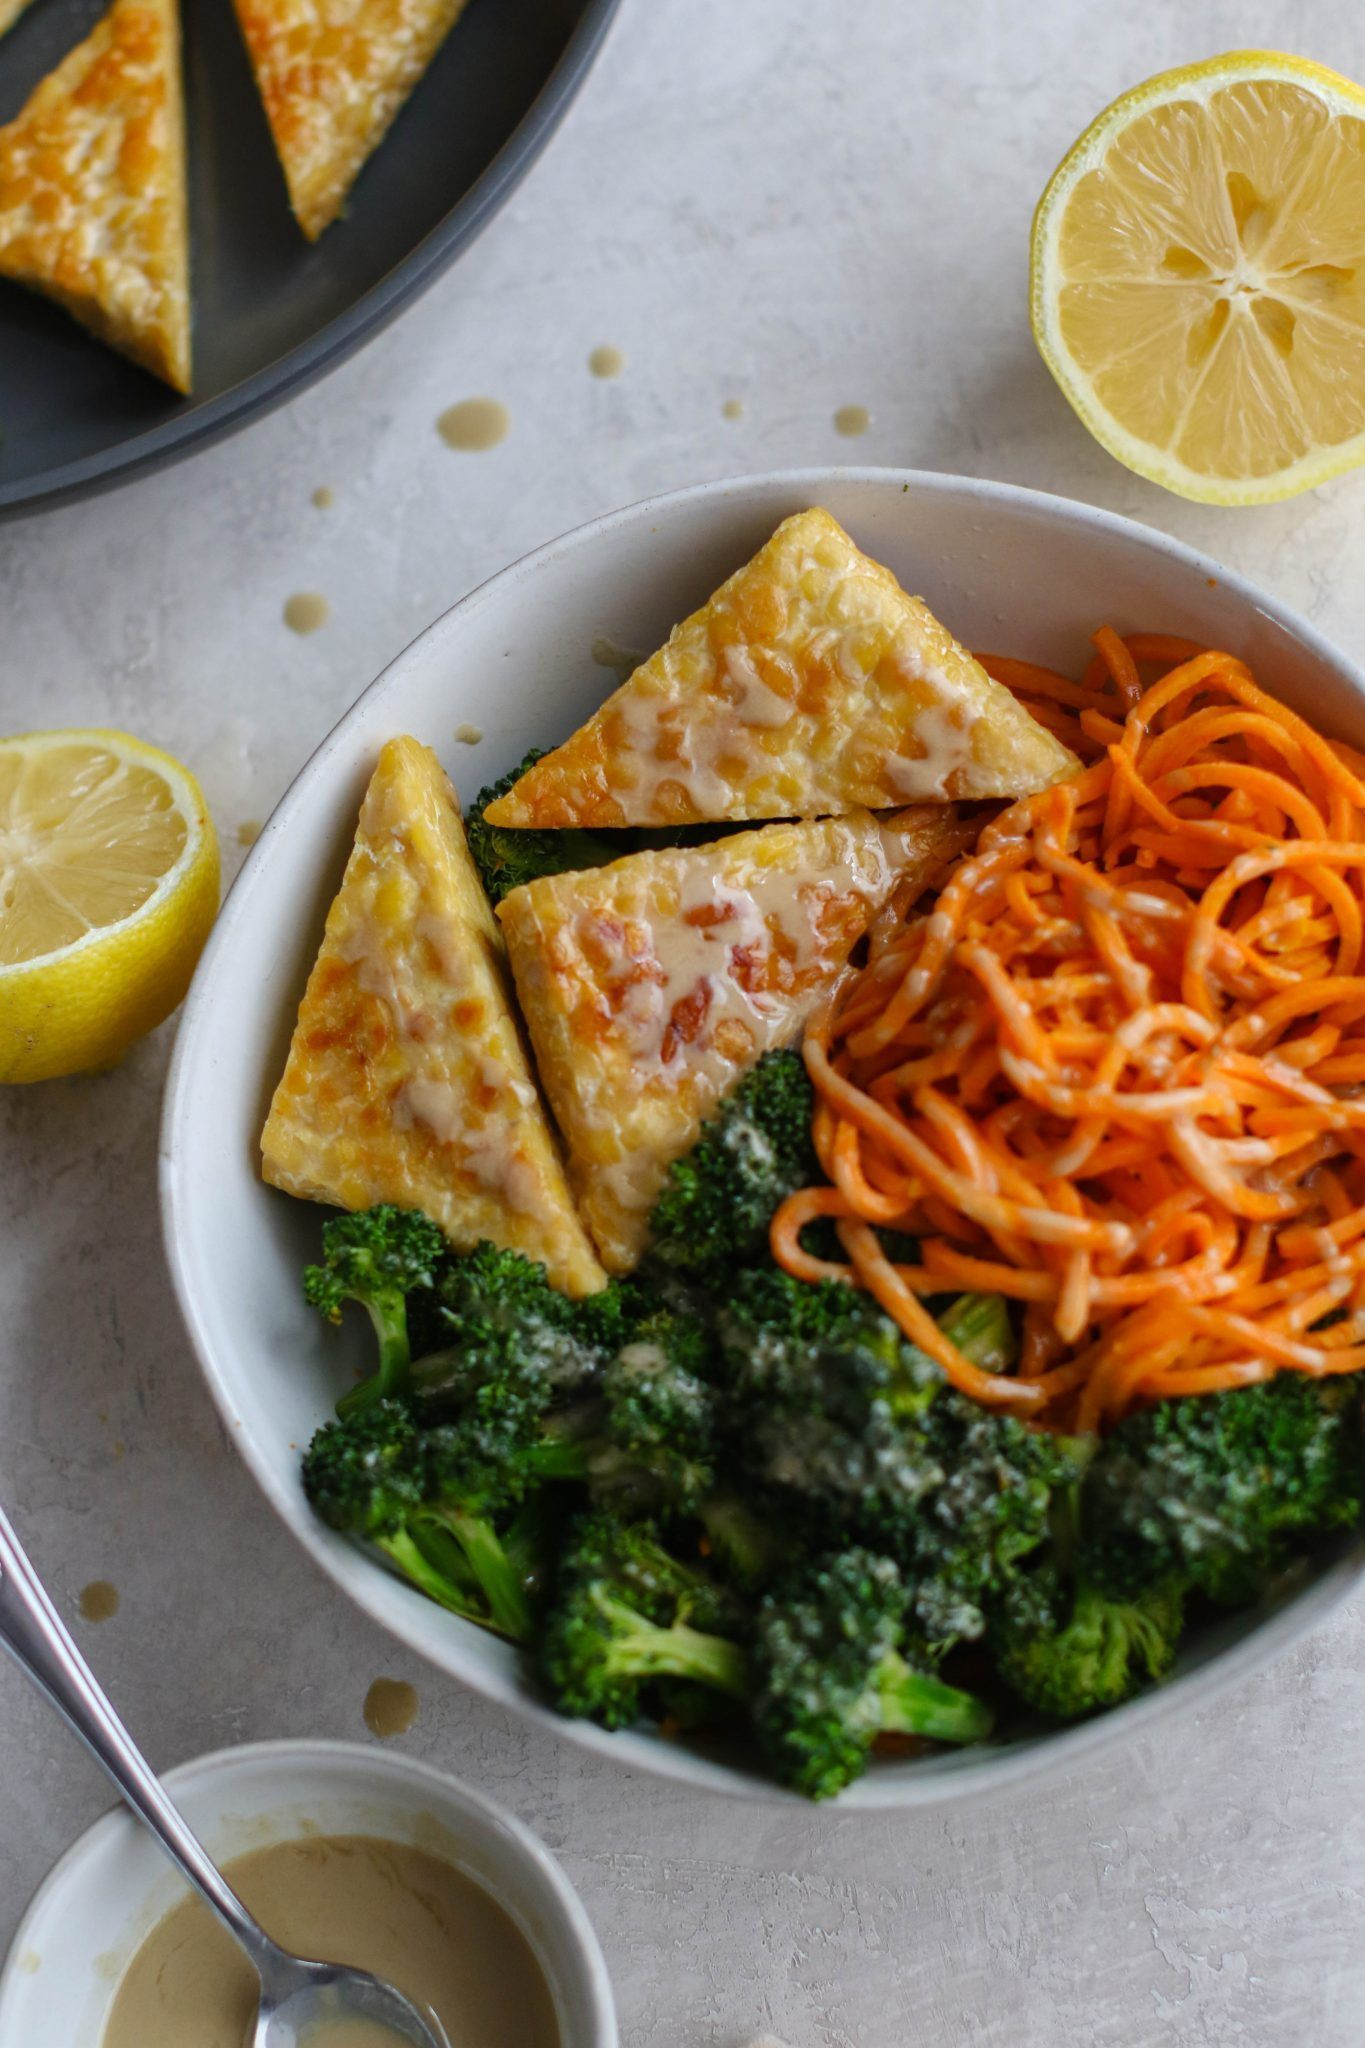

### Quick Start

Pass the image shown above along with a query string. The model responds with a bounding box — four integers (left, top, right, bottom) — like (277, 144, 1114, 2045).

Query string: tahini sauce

(101, 1834, 558, 2048)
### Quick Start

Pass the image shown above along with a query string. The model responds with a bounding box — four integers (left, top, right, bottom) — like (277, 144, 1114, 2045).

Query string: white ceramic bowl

(0, 1739, 616, 2046)
(162, 469, 1365, 1808)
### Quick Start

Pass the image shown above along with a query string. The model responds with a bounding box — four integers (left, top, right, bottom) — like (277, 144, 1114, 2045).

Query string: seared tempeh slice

(497, 805, 971, 1273)
(0, 0, 190, 390)
(486, 508, 1077, 828)
(261, 736, 606, 1299)
(233, 0, 470, 240)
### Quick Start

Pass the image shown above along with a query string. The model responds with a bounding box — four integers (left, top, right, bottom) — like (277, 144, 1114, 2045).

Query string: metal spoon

(0, 1502, 448, 2048)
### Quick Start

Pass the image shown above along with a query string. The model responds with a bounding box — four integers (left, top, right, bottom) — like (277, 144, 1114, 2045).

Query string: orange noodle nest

(770, 631, 1365, 1434)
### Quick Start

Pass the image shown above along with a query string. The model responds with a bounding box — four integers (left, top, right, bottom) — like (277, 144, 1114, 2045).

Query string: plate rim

(0, 0, 623, 521)
(160, 465, 1365, 1809)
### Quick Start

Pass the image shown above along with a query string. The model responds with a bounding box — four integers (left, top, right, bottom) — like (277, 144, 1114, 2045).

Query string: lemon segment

(0, 729, 219, 1082)
(1031, 52, 1365, 503)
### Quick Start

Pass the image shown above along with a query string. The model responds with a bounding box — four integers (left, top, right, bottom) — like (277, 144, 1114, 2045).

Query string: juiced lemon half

(0, 729, 219, 1082)
(1032, 52, 1365, 503)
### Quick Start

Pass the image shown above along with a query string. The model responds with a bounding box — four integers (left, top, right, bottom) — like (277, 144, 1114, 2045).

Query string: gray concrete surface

(5, 2, 1365, 2041)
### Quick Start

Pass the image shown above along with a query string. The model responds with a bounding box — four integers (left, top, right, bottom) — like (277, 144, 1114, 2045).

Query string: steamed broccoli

(717, 1273, 1079, 1644)
(507, 1305, 721, 1520)
(1083, 1373, 1364, 1607)
(752, 1548, 994, 1799)
(303, 1206, 446, 1416)
(540, 1515, 748, 1729)
(717, 1265, 938, 1422)
(649, 1051, 820, 1283)
(411, 1241, 631, 1425)
(992, 1563, 1185, 1719)
(905, 1384, 1090, 1652)
(302, 1399, 553, 1640)
(584, 1309, 720, 1517)
(465, 751, 619, 906)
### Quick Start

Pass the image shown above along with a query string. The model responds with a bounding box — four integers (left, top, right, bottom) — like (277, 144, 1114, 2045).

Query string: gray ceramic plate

(0, 0, 619, 516)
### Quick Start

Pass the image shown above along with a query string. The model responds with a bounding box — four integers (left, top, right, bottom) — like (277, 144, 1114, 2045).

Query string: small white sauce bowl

(0, 1740, 616, 2048)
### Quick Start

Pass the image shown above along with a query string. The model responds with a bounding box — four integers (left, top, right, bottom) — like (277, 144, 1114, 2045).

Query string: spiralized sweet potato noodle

(770, 633, 1365, 1432)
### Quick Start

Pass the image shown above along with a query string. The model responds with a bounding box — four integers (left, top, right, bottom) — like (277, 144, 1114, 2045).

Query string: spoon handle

(0, 1501, 280, 1980)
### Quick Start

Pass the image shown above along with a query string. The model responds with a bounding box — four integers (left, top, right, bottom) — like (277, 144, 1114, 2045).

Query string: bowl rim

(0, 0, 622, 521)
(160, 465, 1365, 1809)
(0, 1736, 618, 2044)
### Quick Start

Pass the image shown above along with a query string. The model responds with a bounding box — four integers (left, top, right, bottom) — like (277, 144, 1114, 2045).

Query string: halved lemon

(0, 729, 219, 1082)
(1032, 52, 1365, 503)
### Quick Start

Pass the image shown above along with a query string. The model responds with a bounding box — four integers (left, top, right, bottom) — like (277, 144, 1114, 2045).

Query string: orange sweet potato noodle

(770, 633, 1365, 1434)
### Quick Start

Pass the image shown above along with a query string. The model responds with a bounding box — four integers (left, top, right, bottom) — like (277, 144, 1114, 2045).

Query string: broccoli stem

(377, 1527, 489, 1624)
(597, 1592, 750, 1700)
(337, 1289, 411, 1417)
(939, 1292, 1016, 1375)
(876, 1654, 995, 1744)
(523, 1436, 592, 1483)
(435, 1509, 535, 1642)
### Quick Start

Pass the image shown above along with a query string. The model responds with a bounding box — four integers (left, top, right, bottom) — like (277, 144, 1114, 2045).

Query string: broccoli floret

(649, 1051, 819, 1283)
(752, 1548, 994, 1799)
(465, 750, 619, 906)
(527, 1306, 722, 1520)
(716, 1271, 947, 1554)
(992, 1562, 1185, 1718)
(303, 1206, 446, 1416)
(302, 1400, 548, 1641)
(718, 1265, 938, 1423)
(587, 1309, 719, 1517)
(906, 1384, 1090, 1652)
(718, 1275, 1080, 1644)
(411, 1242, 628, 1425)
(540, 1515, 749, 1729)
(1083, 1374, 1364, 1607)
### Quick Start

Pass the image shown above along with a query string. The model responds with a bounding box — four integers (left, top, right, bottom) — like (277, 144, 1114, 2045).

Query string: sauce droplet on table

(436, 399, 510, 451)
(364, 1678, 418, 1738)
(834, 403, 871, 437)
(284, 593, 330, 634)
(588, 344, 624, 378)
(78, 1580, 119, 1622)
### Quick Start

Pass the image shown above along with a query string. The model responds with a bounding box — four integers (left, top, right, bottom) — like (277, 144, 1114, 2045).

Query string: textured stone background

(5, 2, 1365, 2041)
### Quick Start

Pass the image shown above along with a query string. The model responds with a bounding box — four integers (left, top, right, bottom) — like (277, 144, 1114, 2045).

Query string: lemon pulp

(0, 729, 218, 1082)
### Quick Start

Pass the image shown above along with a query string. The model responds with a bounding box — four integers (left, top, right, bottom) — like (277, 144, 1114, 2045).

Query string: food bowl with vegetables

(162, 469, 1365, 1806)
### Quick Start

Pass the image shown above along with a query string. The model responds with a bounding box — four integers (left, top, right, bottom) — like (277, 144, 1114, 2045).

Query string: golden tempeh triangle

(261, 736, 607, 1299)
(233, 0, 470, 240)
(497, 804, 973, 1273)
(486, 508, 1078, 830)
(0, 0, 190, 390)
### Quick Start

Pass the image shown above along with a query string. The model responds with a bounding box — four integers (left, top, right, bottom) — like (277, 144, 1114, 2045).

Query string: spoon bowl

(257, 1960, 450, 2048)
